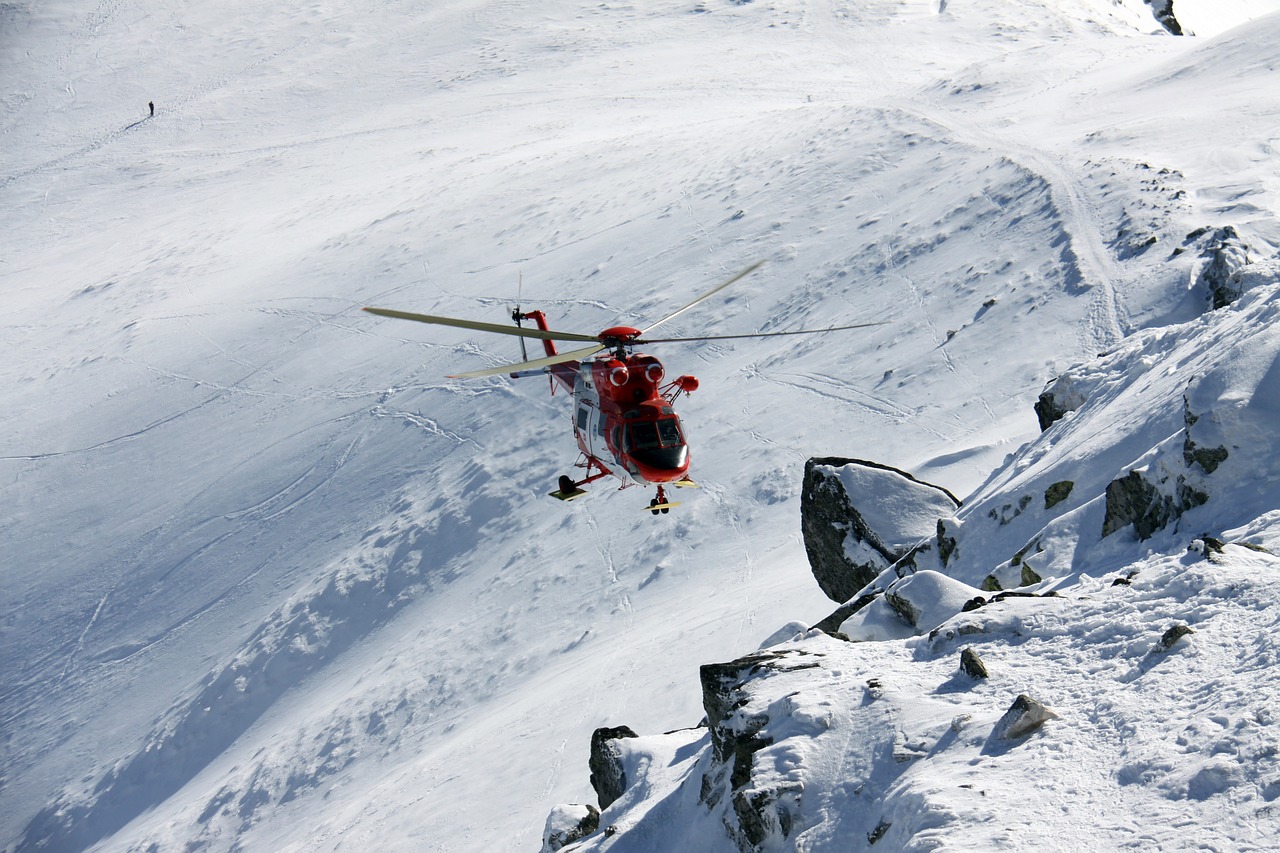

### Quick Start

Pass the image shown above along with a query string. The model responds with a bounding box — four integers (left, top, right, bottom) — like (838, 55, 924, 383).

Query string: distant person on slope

(149, 101, 155, 117)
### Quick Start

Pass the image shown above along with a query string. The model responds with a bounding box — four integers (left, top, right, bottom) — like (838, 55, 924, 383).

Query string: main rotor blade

(449, 344, 605, 379)
(640, 260, 766, 336)
(637, 321, 885, 344)
(363, 307, 600, 343)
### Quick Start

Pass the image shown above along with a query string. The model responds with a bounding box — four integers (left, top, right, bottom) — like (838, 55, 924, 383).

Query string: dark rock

(989, 494, 1034, 526)
(1034, 389, 1073, 431)
(699, 651, 816, 851)
(868, 820, 892, 845)
(992, 694, 1058, 740)
(1182, 398, 1229, 474)
(1044, 480, 1074, 510)
(589, 726, 638, 810)
(885, 587, 920, 626)
(960, 647, 989, 679)
(1197, 226, 1251, 309)
(937, 519, 958, 566)
(1102, 468, 1209, 541)
(812, 591, 880, 635)
(1144, 0, 1183, 35)
(1102, 471, 1158, 538)
(950, 589, 1064, 619)
(801, 458, 892, 602)
(1188, 537, 1226, 561)
(1158, 623, 1195, 650)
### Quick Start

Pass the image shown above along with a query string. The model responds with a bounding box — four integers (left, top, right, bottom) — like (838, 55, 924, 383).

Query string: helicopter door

(575, 401, 592, 452)
(583, 403, 606, 460)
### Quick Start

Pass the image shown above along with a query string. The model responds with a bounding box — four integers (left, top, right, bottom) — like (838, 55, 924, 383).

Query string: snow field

(3, 0, 1280, 850)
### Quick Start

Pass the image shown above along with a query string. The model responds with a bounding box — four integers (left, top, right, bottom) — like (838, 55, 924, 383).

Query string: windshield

(628, 417, 683, 450)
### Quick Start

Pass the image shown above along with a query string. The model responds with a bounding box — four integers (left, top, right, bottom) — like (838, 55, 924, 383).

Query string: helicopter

(363, 260, 878, 515)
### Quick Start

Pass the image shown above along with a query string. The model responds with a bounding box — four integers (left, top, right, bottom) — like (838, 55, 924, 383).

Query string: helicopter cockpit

(622, 413, 689, 475)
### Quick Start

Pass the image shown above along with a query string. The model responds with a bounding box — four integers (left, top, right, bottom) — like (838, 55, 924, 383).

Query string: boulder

(991, 694, 1058, 741)
(1034, 374, 1089, 431)
(1144, 0, 1183, 35)
(1158, 623, 1195, 651)
(589, 726, 638, 810)
(540, 804, 600, 852)
(960, 647, 989, 680)
(801, 458, 960, 603)
(1195, 226, 1251, 309)
(882, 571, 984, 633)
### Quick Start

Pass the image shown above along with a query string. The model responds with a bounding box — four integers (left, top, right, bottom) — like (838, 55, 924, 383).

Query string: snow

(821, 462, 958, 551)
(3, 0, 1279, 851)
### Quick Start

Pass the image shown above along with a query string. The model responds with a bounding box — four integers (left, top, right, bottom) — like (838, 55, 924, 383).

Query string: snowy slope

(3, 0, 1279, 850)
(570, 271, 1280, 850)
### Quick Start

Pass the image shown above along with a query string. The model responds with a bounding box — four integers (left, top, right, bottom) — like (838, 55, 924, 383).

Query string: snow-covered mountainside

(558, 268, 1280, 852)
(2, 1, 1278, 851)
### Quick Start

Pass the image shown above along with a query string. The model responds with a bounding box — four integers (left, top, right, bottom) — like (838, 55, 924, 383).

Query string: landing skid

(550, 486, 588, 501)
(549, 466, 610, 502)
(646, 485, 678, 516)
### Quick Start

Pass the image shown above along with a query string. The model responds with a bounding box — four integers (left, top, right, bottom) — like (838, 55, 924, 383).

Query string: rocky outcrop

(1102, 468, 1207, 540)
(699, 649, 817, 851)
(1195, 226, 1251, 309)
(1182, 396, 1229, 474)
(801, 458, 960, 603)
(1034, 375, 1089, 431)
(882, 571, 984, 632)
(1101, 392, 1227, 541)
(588, 726, 639, 810)
(540, 804, 600, 852)
(1144, 0, 1183, 35)
(1157, 623, 1195, 651)
(1044, 480, 1074, 510)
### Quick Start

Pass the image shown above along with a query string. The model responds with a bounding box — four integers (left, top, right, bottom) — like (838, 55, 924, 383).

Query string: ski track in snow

(948, 125, 1129, 351)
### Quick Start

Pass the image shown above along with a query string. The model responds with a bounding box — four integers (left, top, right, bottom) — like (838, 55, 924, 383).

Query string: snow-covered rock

(1194, 225, 1254, 310)
(550, 545, 1280, 852)
(541, 804, 600, 853)
(989, 694, 1059, 742)
(800, 458, 960, 603)
(901, 280, 1280, 593)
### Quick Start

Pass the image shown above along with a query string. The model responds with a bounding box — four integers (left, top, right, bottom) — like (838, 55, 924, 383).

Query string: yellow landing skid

(549, 486, 588, 501)
(644, 500, 681, 514)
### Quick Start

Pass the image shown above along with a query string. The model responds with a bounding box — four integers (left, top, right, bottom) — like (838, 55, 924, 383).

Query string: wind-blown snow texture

(3, 1, 1279, 851)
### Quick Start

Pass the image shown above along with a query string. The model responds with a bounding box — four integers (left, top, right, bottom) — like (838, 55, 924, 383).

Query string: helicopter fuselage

(521, 311, 698, 496)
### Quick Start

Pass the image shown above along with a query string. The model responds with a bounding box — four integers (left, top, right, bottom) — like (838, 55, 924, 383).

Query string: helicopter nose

(627, 445, 690, 482)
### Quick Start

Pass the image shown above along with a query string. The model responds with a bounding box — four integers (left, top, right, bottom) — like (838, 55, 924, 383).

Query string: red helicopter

(364, 261, 876, 515)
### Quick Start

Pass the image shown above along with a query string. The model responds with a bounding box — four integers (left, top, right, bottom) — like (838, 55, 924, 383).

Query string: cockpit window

(657, 418, 682, 445)
(627, 417, 683, 450)
(629, 421, 660, 450)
